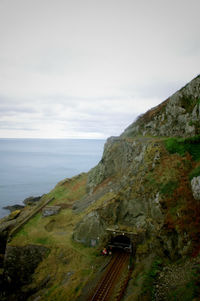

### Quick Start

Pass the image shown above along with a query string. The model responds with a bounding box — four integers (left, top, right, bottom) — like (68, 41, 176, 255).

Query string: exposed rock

(7, 210, 21, 220)
(0, 220, 17, 258)
(73, 139, 166, 247)
(3, 244, 49, 287)
(154, 256, 200, 300)
(121, 75, 200, 138)
(87, 137, 152, 193)
(3, 204, 24, 212)
(191, 176, 200, 200)
(0, 220, 17, 233)
(23, 196, 42, 206)
(73, 211, 106, 246)
(42, 206, 61, 217)
(73, 75, 200, 256)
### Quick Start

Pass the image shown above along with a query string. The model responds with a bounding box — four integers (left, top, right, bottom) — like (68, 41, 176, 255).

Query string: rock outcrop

(3, 244, 49, 287)
(42, 206, 61, 217)
(3, 204, 24, 212)
(191, 176, 200, 200)
(23, 196, 42, 206)
(73, 75, 200, 262)
(121, 75, 200, 138)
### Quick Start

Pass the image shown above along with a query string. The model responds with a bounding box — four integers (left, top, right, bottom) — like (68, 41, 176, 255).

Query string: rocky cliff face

(72, 75, 200, 299)
(73, 75, 200, 260)
(121, 75, 200, 138)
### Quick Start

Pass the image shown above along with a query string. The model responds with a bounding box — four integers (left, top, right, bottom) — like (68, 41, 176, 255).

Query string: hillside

(0, 75, 200, 301)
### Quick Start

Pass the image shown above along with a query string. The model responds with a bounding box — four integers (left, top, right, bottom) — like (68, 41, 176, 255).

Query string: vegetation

(168, 279, 199, 301)
(180, 95, 197, 112)
(164, 135, 200, 161)
(9, 173, 105, 300)
(160, 180, 178, 196)
(142, 258, 163, 299)
(189, 164, 200, 180)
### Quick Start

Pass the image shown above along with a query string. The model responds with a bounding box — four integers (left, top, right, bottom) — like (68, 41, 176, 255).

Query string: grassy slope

(10, 173, 106, 300)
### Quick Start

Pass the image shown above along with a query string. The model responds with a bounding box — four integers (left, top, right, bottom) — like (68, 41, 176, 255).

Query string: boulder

(23, 196, 42, 206)
(0, 220, 17, 233)
(191, 176, 200, 200)
(3, 204, 24, 212)
(42, 206, 61, 217)
(7, 210, 21, 221)
(73, 211, 106, 246)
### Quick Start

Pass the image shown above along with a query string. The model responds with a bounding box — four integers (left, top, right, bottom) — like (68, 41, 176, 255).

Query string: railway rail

(89, 251, 130, 301)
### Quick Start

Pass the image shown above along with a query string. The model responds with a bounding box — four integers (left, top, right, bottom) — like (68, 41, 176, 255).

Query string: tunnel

(108, 234, 132, 253)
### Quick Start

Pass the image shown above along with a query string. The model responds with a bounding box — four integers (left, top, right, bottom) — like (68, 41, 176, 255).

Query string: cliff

(0, 75, 200, 300)
(121, 75, 200, 138)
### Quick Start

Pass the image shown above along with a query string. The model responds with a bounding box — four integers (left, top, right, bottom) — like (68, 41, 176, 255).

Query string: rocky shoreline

(2, 195, 42, 213)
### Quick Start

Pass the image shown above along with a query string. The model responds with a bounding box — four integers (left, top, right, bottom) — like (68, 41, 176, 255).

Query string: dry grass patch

(28, 234, 102, 300)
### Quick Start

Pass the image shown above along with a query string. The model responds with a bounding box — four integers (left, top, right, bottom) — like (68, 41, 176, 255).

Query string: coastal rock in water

(23, 196, 42, 206)
(42, 206, 61, 217)
(191, 176, 200, 200)
(3, 204, 24, 212)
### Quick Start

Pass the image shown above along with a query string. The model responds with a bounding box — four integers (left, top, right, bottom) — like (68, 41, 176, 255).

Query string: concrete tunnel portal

(106, 228, 139, 254)
(109, 235, 132, 252)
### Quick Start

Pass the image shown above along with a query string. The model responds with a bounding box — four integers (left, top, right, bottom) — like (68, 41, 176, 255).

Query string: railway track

(89, 252, 130, 301)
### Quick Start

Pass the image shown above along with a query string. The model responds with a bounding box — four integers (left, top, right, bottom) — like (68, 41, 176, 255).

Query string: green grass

(142, 258, 163, 299)
(164, 135, 200, 161)
(189, 165, 200, 180)
(34, 236, 51, 245)
(160, 180, 178, 196)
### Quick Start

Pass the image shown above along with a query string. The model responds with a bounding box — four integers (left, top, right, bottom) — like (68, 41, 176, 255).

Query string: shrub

(142, 258, 163, 298)
(189, 165, 200, 180)
(165, 138, 185, 156)
(164, 135, 200, 161)
(160, 181, 178, 196)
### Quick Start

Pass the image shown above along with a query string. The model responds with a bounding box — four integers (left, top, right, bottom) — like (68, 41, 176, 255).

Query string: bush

(165, 138, 185, 156)
(164, 135, 200, 161)
(160, 181, 178, 196)
(142, 258, 163, 298)
(189, 165, 200, 180)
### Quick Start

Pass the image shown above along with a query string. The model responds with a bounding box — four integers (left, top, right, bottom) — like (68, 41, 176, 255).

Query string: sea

(0, 138, 106, 218)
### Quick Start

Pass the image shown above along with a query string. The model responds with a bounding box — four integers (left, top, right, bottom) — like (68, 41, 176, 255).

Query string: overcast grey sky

(0, 0, 199, 139)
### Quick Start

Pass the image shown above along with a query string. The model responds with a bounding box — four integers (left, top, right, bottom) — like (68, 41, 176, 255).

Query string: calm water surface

(0, 139, 105, 218)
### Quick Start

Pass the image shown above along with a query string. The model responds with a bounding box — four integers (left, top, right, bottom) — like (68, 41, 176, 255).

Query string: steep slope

(1, 75, 200, 301)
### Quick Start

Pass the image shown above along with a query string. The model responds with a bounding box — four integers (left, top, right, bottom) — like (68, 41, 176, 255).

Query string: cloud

(0, 0, 199, 138)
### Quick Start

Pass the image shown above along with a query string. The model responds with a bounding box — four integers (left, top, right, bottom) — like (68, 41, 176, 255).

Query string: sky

(0, 0, 199, 139)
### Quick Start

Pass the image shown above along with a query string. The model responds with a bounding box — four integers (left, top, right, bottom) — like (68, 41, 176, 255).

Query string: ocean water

(0, 138, 105, 218)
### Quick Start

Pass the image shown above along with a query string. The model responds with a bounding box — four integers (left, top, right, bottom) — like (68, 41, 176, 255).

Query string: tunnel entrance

(106, 228, 140, 254)
(108, 235, 132, 253)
